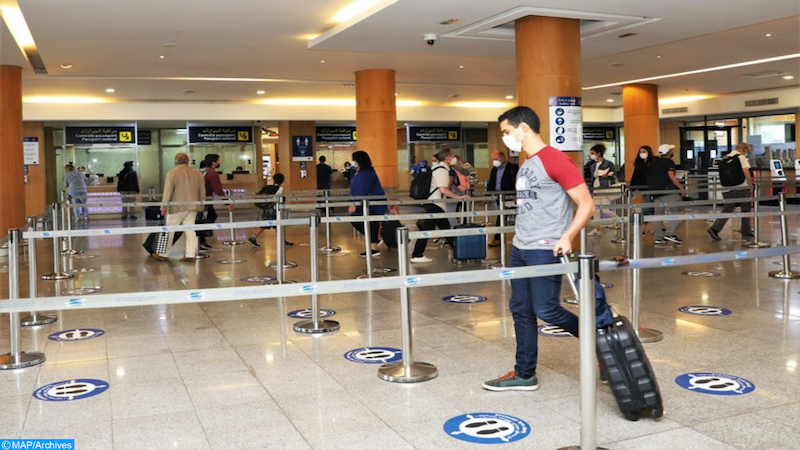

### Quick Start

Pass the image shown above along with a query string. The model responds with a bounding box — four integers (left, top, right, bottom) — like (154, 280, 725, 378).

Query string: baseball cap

(658, 144, 675, 155)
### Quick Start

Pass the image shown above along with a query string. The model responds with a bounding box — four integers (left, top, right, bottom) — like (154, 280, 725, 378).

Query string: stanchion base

(319, 246, 341, 253)
(41, 272, 74, 280)
(378, 361, 438, 383)
(21, 314, 57, 326)
(356, 273, 386, 279)
(610, 238, 626, 244)
(489, 263, 505, 269)
(62, 249, 84, 255)
(769, 270, 800, 280)
(0, 351, 46, 370)
(222, 241, 245, 246)
(293, 319, 340, 334)
(268, 261, 298, 269)
(267, 279, 296, 285)
(747, 241, 770, 248)
(637, 327, 663, 343)
(563, 296, 578, 305)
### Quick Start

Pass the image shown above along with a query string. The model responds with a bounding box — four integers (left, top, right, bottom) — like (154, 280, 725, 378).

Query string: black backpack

(719, 154, 745, 187)
(409, 166, 444, 199)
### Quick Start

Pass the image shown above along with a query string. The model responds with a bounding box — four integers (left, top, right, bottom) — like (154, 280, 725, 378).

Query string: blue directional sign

(344, 347, 402, 364)
(678, 306, 732, 316)
(48, 328, 105, 342)
(443, 412, 530, 444)
(442, 294, 487, 304)
(675, 373, 755, 396)
(288, 309, 336, 319)
(33, 379, 109, 401)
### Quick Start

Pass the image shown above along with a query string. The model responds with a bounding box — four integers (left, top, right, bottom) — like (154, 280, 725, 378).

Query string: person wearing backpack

(646, 144, 688, 244)
(247, 173, 293, 248)
(708, 142, 753, 240)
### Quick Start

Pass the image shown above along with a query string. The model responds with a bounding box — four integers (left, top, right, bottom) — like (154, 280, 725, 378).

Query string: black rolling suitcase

(145, 206, 163, 221)
(560, 255, 663, 421)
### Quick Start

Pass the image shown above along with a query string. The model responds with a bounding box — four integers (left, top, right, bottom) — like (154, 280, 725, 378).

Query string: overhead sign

(137, 130, 152, 146)
(316, 127, 357, 143)
(292, 135, 314, 161)
(188, 126, 253, 144)
(583, 126, 616, 141)
(65, 126, 136, 145)
(548, 97, 582, 151)
(675, 373, 755, 396)
(408, 126, 461, 142)
(23, 137, 40, 165)
(443, 413, 530, 444)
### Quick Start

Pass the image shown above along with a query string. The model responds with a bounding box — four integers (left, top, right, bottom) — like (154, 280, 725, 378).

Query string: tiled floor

(0, 206, 799, 449)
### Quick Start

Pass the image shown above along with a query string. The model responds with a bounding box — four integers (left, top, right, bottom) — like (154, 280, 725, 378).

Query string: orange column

(515, 16, 582, 164)
(622, 84, 660, 182)
(355, 69, 398, 188)
(0, 66, 25, 236)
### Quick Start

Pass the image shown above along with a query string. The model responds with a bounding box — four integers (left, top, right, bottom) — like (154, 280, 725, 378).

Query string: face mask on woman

(639, 153, 648, 160)
(589, 154, 598, 161)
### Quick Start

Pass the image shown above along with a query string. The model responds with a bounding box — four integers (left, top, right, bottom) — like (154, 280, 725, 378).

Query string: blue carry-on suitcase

(452, 223, 486, 262)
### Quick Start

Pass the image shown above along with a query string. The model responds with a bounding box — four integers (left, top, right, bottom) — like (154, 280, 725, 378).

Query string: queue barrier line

(641, 209, 800, 223)
(22, 218, 311, 239)
(320, 209, 514, 224)
(633, 194, 779, 210)
(0, 261, 578, 314)
(602, 244, 800, 272)
(407, 226, 516, 240)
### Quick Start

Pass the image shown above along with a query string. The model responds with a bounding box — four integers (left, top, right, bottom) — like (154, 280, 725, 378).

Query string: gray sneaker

(247, 236, 260, 248)
(482, 370, 538, 391)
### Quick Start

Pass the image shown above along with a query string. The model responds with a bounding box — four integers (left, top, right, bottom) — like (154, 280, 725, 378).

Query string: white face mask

(431, 162, 439, 167)
(451, 157, 458, 165)
(502, 127, 523, 152)
(492, 160, 502, 168)
(639, 153, 648, 160)
(589, 154, 598, 161)
(352, 161, 358, 168)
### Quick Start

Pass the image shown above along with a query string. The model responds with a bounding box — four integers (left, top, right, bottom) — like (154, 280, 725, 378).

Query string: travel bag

(380, 220, 404, 249)
(452, 223, 486, 261)
(145, 205, 163, 221)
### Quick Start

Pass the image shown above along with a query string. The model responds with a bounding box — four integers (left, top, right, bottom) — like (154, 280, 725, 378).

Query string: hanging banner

(65, 126, 136, 145)
(548, 97, 582, 151)
(407, 126, 461, 142)
(316, 127, 357, 143)
(23, 137, 40, 165)
(188, 126, 253, 144)
(292, 135, 314, 161)
(583, 126, 616, 141)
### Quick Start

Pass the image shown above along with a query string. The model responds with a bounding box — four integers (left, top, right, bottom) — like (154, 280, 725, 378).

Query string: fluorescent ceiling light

(332, 0, 381, 23)
(584, 53, 800, 90)
(24, 96, 106, 104)
(0, 4, 35, 49)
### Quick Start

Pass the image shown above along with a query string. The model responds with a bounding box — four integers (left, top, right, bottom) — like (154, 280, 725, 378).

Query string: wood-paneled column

(623, 84, 660, 181)
(515, 16, 582, 164)
(277, 121, 316, 191)
(0, 66, 24, 236)
(355, 69, 398, 188)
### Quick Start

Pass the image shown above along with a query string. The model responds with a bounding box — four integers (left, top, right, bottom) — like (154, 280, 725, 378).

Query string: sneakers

(707, 228, 721, 241)
(199, 242, 213, 251)
(654, 239, 666, 245)
(359, 249, 380, 257)
(664, 235, 683, 244)
(247, 236, 261, 248)
(410, 255, 432, 263)
(482, 370, 539, 392)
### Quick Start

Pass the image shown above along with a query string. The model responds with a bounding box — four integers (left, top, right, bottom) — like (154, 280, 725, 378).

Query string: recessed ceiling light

(784, 75, 795, 80)
(458, 65, 464, 69)
(394, 93, 398, 96)
(159, 55, 165, 59)
(505, 95, 514, 99)
(766, 33, 772, 37)
(606, 99, 614, 103)
(256, 90, 266, 95)
(320, 60, 326, 63)
(105, 88, 115, 93)
(656, 55, 662, 59)
(60, 63, 72, 69)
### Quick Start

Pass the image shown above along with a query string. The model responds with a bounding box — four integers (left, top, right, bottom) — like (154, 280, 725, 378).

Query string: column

(277, 121, 316, 191)
(622, 84, 660, 181)
(0, 65, 24, 236)
(355, 69, 398, 188)
(515, 16, 582, 164)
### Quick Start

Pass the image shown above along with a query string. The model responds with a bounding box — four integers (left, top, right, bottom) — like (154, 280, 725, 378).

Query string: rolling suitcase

(560, 254, 662, 421)
(380, 220, 404, 249)
(452, 223, 486, 262)
(145, 205, 163, 221)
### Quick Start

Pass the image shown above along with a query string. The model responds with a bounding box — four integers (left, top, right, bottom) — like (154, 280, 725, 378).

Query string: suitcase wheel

(653, 407, 664, 418)
(623, 411, 640, 421)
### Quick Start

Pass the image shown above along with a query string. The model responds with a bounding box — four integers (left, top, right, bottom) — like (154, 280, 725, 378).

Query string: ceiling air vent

(662, 107, 688, 114)
(745, 98, 779, 107)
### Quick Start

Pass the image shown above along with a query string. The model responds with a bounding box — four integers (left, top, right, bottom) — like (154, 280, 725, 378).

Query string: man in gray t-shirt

(483, 106, 612, 392)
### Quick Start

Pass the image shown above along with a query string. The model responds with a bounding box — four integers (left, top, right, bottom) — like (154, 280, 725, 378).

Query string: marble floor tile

(184, 370, 270, 409)
(196, 401, 307, 449)
(112, 411, 211, 450)
(110, 378, 194, 419)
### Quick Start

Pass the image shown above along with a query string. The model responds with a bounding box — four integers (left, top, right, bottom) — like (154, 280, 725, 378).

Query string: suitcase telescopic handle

(559, 253, 580, 298)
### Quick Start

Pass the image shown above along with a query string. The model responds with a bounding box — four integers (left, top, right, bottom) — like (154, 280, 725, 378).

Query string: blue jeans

(509, 246, 613, 378)
(71, 191, 89, 219)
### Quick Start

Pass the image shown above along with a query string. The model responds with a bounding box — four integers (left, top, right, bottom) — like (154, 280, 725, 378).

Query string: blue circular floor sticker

(679, 306, 732, 316)
(48, 328, 105, 342)
(443, 413, 530, 444)
(442, 295, 488, 304)
(33, 379, 109, 401)
(537, 325, 572, 337)
(344, 347, 402, 364)
(675, 373, 755, 396)
(287, 309, 336, 319)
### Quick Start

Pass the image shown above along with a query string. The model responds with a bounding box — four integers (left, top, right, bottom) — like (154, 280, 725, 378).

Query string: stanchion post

(491, 194, 508, 269)
(357, 199, 381, 279)
(0, 229, 46, 370)
(62, 196, 83, 256)
(41, 203, 73, 281)
(631, 213, 663, 343)
(711, 174, 718, 214)
(320, 190, 341, 253)
(294, 216, 340, 333)
(769, 193, 800, 279)
(21, 220, 57, 326)
(610, 185, 626, 244)
(748, 183, 769, 248)
(222, 203, 244, 245)
(377, 227, 438, 383)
